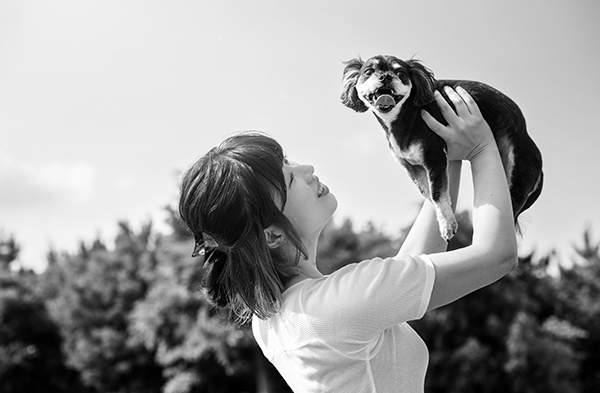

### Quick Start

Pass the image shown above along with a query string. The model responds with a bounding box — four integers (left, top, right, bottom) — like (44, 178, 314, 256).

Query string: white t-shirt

(252, 254, 436, 393)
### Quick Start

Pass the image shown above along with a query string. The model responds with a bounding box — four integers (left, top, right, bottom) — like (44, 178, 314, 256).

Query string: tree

(128, 240, 255, 393)
(409, 213, 594, 393)
(4, 200, 595, 392)
(0, 272, 83, 392)
(0, 232, 20, 272)
(504, 312, 584, 392)
(42, 222, 164, 393)
(551, 227, 600, 392)
(317, 218, 397, 274)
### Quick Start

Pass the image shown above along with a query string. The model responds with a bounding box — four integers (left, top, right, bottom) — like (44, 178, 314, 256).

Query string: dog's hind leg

(519, 170, 543, 214)
(401, 160, 431, 198)
(402, 159, 457, 242)
(510, 168, 544, 235)
(504, 142, 544, 227)
(427, 163, 457, 242)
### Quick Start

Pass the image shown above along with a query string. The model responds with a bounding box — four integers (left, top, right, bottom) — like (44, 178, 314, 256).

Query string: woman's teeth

(317, 182, 328, 197)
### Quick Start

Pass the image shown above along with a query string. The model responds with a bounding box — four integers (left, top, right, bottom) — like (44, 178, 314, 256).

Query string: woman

(178, 87, 517, 392)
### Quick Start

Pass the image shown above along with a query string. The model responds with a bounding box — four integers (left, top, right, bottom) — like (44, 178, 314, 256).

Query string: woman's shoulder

(295, 254, 433, 305)
(325, 254, 433, 285)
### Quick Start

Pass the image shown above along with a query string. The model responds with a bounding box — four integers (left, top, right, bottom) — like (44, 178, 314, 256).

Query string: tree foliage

(127, 230, 260, 393)
(0, 209, 598, 392)
(38, 222, 164, 393)
(0, 231, 20, 272)
(0, 246, 83, 392)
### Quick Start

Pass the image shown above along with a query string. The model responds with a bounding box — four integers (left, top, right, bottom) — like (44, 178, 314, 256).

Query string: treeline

(0, 207, 598, 393)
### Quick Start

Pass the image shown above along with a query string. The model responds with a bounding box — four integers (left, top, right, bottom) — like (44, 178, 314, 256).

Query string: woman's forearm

(469, 143, 517, 263)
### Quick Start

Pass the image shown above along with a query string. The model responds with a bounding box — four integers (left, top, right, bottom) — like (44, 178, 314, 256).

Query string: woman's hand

(421, 86, 495, 161)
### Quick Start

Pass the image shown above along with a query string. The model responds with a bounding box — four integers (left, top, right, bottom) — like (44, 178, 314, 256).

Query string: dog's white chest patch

(378, 106, 403, 130)
(388, 137, 424, 166)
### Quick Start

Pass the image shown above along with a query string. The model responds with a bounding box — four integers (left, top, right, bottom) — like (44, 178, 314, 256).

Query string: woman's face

(281, 159, 337, 239)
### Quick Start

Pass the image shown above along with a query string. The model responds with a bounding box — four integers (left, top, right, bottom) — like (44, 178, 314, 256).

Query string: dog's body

(341, 55, 543, 241)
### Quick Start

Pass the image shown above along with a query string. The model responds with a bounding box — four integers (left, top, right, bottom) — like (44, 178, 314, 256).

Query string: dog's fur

(341, 55, 543, 241)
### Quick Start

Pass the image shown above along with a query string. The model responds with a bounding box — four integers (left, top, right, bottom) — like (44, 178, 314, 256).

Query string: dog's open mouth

(366, 89, 403, 113)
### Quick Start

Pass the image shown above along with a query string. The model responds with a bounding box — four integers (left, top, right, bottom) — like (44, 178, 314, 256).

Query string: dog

(341, 55, 543, 241)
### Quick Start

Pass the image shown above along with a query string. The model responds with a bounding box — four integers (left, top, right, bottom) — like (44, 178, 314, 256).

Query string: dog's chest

(387, 135, 425, 166)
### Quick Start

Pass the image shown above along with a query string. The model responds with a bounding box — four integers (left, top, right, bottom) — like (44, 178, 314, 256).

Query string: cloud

(0, 153, 95, 207)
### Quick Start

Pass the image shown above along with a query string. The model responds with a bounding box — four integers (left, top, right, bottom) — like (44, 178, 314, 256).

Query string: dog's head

(341, 55, 436, 117)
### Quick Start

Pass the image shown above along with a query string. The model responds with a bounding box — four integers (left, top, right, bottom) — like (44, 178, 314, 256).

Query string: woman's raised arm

(421, 86, 518, 312)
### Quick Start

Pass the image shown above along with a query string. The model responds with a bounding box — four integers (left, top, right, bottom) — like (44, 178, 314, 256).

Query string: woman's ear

(264, 225, 285, 249)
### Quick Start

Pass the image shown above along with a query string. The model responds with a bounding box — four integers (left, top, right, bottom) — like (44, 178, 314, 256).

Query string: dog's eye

(395, 69, 407, 77)
(363, 68, 374, 77)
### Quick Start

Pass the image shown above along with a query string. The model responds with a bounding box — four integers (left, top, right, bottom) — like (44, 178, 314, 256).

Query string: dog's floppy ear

(406, 59, 436, 107)
(341, 58, 369, 113)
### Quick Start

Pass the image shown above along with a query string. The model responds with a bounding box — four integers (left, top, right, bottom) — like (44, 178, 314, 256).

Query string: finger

(455, 86, 482, 117)
(444, 86, 470, 116)
(421, 109, 449, 137)
(433, 90, 456, 122)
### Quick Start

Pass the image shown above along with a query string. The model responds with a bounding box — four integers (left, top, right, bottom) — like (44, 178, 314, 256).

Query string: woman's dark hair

(178, 132, 307, 324)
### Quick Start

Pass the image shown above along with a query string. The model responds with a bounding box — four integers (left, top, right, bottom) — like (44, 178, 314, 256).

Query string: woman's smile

(316, 179, 329, 198)
(282, 160, 337, 237)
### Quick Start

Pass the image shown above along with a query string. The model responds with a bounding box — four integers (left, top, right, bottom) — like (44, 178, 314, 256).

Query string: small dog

(341, 55, 543, 241)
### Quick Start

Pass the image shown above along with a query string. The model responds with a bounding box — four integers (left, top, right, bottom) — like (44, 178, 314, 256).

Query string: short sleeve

(302, 254, 435, 343)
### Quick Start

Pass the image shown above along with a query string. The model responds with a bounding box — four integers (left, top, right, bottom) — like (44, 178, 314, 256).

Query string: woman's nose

(301, 164, 315, 179)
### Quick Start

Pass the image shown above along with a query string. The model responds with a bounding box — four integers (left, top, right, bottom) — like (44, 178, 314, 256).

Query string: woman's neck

(284, 263, 323, 290)
(284, 236, 323, 289)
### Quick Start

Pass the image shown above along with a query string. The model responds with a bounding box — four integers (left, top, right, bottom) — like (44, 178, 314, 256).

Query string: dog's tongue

(375, 94, 396, 110)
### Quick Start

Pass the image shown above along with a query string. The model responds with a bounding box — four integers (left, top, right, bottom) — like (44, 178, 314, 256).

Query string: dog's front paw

(439, 216, 458, 243)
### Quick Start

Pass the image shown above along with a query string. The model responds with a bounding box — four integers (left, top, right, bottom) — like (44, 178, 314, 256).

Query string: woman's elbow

(502, 252, 519, 274)
(475, 235, 517, 276)
(493, 241, 518, 275)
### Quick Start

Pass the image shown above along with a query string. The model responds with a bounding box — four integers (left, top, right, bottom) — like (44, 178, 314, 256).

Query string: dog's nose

(378, 73, 392, 82)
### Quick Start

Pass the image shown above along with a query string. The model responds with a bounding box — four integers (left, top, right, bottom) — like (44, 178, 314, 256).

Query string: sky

(1, 0, 599, 272)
